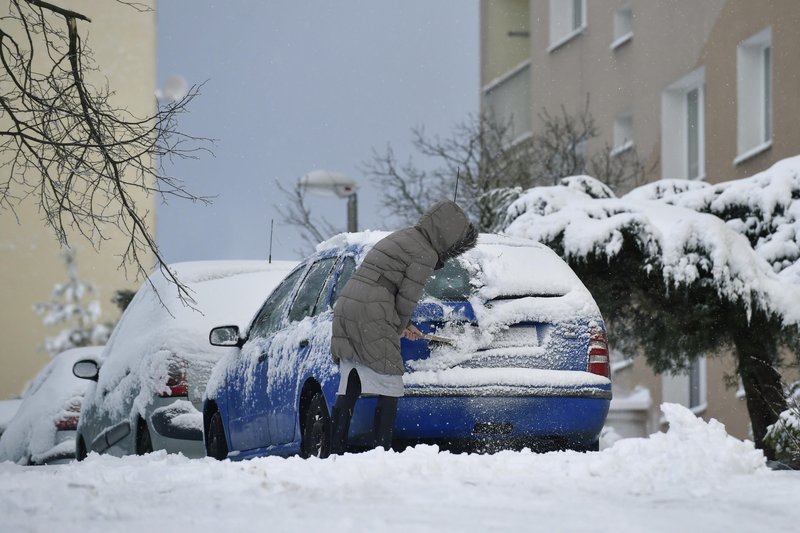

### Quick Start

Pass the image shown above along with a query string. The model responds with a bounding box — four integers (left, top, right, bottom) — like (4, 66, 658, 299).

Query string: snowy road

(1, 404, 798, 533)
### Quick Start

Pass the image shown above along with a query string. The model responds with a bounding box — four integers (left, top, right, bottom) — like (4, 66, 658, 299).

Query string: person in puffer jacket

(329, 200, 478, 454)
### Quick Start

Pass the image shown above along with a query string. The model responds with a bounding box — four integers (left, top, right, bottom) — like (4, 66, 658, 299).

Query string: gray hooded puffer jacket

(331, 200, 477, 376)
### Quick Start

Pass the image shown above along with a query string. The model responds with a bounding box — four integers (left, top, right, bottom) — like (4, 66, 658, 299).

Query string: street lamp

(299, 170, 359, 233)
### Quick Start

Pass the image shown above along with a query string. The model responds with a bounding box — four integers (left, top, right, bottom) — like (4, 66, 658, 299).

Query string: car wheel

(135, 418, 153, 455)
(76, 436, 88, 461)
(206, 410, 228, 460)
(300, 391, 330, 459)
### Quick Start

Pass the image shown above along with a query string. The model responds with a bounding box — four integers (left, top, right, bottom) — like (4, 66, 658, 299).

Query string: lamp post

(299, 170, 358, 232)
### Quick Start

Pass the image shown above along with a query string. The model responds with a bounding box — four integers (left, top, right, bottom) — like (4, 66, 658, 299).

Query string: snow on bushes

(624, 155, 800, 281)
(764, 382, 800, 467)
(504, 165, 800, 326)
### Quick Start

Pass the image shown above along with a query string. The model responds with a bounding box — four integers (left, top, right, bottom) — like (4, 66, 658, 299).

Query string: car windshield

(422, 260, 472, 301)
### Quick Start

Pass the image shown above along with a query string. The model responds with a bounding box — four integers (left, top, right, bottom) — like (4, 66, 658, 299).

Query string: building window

(483, 61, 532, 140)
(661, 68, 705, 180)
(612, 112, 634, 155)
(549, 0, 587, 52)
(611, 4, 633, 50)
(662, 356, 707, 413)
(735, 27, 772, 164)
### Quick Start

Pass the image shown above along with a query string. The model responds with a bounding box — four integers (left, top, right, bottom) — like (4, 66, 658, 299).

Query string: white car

(0, 347, 103, 465)
(0, 398, 22, 439)
(73, 260, 297, 459)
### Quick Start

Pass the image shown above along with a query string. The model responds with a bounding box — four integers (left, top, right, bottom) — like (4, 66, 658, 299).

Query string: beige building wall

(481, 0, 800, 440)
(481, 0, 531, 84)
(0, 1, 156, 399)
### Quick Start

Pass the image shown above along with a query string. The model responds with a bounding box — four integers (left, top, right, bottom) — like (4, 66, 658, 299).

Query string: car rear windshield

(422, 260, 472, 301)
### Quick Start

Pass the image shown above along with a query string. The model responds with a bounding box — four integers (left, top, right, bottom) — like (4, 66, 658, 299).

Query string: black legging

(329, 369, 398, 454)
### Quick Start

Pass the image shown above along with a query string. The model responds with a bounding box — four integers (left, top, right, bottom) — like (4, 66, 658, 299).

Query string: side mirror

(210, 325, 243, 347)
(73, 359, 100, 381)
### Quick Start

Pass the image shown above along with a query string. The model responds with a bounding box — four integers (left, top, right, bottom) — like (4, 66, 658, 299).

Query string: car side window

(330, 256, 356, 308)
(287, 257, 337, 323)
(250, 267, 305, 339)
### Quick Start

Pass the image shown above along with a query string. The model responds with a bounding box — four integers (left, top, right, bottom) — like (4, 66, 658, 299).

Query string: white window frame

(610, 4, 633, 50)
(661, 356, 707, 416)
(482, 60, 533, 143)
(661, 68, 705, 180)
(549, 0, 587, 52)
(612, 112, 634, 155)
(735, 27, 773, 165)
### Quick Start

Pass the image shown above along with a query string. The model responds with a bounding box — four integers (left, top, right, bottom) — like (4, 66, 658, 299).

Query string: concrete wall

(0, 1, 156, 398)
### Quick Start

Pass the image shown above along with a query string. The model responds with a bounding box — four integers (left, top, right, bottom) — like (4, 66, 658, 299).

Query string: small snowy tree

(764, 381, 800, 468)
(33, 248, 112, 356)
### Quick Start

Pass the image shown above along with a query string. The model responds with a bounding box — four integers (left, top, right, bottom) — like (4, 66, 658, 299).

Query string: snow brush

(422, 333, 455, 345)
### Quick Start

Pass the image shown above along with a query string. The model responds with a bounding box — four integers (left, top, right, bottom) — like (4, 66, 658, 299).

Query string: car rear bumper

(348, 391, 610, 450)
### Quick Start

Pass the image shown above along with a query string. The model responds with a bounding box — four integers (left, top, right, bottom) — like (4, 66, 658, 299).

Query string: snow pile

(596, 403, 766, 494)
(0, 347, 102, 465)
(504, 173, 800, 324)
(0, 405, 789, 533)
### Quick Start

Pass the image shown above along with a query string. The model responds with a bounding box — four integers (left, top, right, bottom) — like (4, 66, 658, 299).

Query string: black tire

(135, 418, 153, 456)
(206, 410, 228, 460)
(300, 391, 330, 459)
(76, 436, 88, 461)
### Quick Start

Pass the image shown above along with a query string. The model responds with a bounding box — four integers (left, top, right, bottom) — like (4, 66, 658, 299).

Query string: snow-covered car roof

(0, 346, 103, 464)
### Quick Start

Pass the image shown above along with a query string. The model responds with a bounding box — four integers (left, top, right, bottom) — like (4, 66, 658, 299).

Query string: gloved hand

(401, 324, 423, 341)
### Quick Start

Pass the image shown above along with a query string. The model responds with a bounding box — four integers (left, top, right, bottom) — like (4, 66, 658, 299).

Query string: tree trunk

(733, 328, 787, 460)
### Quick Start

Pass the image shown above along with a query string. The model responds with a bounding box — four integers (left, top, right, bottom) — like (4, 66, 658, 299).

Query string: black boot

(329, 369, 360, 455)
(373, 395, 398, 451)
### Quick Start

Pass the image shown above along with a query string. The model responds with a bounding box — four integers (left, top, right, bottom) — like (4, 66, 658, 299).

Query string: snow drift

(1, 404, 789, 533)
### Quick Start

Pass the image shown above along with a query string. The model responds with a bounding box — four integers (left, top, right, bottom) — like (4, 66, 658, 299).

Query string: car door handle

(299, 339, 309, 348)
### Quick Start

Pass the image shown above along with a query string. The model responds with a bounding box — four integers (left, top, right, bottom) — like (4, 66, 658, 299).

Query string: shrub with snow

(764, 382, 800, 468)
(501, 159, 800, 457)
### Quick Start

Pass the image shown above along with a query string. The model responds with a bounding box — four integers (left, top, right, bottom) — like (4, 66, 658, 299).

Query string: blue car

(204, 233, 611, 460)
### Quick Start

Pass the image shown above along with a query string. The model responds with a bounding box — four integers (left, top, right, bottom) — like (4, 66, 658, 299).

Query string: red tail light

(55, 399, 81, 431)
(159, 358, 188, 398)
(587, 327, 610, 378)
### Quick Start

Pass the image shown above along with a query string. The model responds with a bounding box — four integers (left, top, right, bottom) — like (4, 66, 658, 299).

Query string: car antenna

(268, 218, 274, 264)
(453, 168, 460, 202)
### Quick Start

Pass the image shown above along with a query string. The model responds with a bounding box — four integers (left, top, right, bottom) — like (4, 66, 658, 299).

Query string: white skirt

(337, 359, 405, 398)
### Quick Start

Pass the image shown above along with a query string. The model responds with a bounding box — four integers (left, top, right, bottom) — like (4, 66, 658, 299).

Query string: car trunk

(404, 240, 602, 379)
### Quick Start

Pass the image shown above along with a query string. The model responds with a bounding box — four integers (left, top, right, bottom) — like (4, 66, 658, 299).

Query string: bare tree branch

(273, 179, 341, 256)
(1, 0, 212, 304)
(362, 98, 647, 231)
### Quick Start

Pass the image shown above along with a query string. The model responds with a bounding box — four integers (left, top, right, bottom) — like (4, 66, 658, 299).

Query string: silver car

(72, 260, 297, 459)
